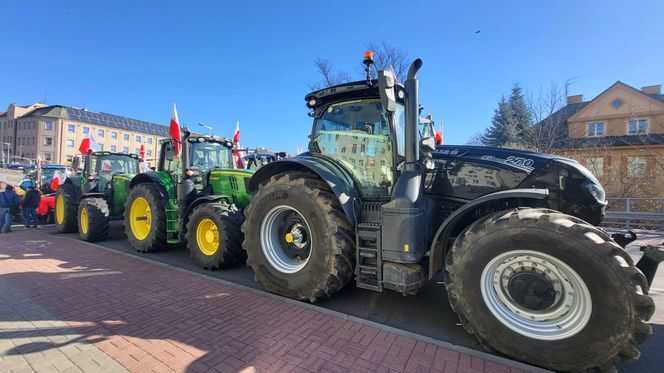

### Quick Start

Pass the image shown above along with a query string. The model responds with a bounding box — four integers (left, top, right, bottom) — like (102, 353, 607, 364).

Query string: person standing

(22, 186, 41, 228)
(0, 185, 20, 233)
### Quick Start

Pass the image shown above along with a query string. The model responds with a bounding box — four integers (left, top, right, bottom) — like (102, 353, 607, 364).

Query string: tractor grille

(229, 176, 239, 190)
(359, 202, 382, 223)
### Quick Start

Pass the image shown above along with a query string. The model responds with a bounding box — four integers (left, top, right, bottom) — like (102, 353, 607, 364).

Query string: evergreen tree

(508, 83, 532, 135)
(482, 96, 517, 147)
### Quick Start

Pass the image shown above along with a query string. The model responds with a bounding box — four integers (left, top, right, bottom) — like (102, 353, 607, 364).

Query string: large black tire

(55, 183, 79, 233)
(186, 202, 245, 270)
(445, 208, 654, 372)
(242, 172, 355, 302)
(78, 197, 110, 242)
(124, 183, 168, 253)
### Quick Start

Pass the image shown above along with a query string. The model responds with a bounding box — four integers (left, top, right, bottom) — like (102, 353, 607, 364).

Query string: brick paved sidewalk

(0, 229, 545, 373)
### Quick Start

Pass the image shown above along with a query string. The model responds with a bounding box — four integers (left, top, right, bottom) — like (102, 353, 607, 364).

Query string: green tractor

(124, 131, 253, 269)
(54, 151, 140, 242)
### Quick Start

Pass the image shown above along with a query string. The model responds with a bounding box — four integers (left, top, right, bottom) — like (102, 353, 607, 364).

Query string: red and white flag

(79, 135, 100, 154)
(232, 121, 244, 169)
(233, 121, 240, 143)
(50, 170, 65, 191)
(170, 103, 182, 156)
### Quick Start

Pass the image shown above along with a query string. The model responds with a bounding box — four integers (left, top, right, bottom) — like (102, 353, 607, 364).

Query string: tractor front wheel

(242, 172, 354, 302)
(125, 184, 167, 253)
(78, 197, 110, 242)
(55, 183, 79, 233)
(445, 208, 654, 372)
(186, 202, 245, 269)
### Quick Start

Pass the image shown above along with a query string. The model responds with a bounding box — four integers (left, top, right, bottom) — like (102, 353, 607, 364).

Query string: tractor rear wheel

(242, 172, 354, 302)
(125, 184, 167, 253)
(78, 197, 110, 242)
(445, 208, 654, 372)
(186, 202, 245, 269)
(55, 183, 79, 233)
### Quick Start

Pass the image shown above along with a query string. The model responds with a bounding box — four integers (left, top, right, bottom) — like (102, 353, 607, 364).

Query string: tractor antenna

(363, 50, 374, 85)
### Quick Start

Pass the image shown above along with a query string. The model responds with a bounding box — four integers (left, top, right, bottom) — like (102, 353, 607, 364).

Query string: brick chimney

(641, 85, 661, 95)
(567, 95, 583, 105)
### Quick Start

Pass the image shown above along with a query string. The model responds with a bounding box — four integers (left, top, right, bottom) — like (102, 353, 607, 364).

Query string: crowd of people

(0, 181, 42, 233)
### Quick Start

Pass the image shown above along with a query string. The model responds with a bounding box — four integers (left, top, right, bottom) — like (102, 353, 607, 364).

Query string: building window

(628, 119, 648, 135)
(99, 144, 104, 151)
(66, 155, 74, 162)
(627, 156, 647, 177)
(586, 157, 604, 177)
(587, 122, 605, 137)
(67, 139, 75, 148)
(43, 137, 53, 146)
(147, 149, 152, 156)
(111, 145, 117, 152)
(44, 121, 54, 131)
(44, 153, 53, 161)
(147, 137, 153, 144)
(98, 129, 105, 137)
(123, 146, 129, 154)
(136, 135, 142, 143)
(111, 131, 117, 139)
(68, 124, 75, 133)
(135, 148, 140, 154)
(83, 127, 90, 136)
(123, 134, 129, 141)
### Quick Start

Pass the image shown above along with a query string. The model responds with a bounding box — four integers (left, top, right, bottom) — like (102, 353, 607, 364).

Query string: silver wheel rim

(260, 205, 312, 274)
(480, 250, 592, 340)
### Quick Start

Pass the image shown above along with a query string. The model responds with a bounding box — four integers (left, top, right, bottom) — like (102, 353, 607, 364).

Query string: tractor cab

(74, 151, 140, 194)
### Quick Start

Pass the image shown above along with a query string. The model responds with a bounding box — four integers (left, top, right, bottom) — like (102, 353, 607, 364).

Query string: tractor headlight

(583, 181, 607, 205)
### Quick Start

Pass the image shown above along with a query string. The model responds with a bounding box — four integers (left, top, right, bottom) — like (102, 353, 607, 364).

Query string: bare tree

(309, 57, 351, 90)
(364, 42, 409, 82)
(523, 81, 569, 153)
(310, 42, 409, 89)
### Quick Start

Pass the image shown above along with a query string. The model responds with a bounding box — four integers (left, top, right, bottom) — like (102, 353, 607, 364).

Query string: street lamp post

(1, 142, 11, 165)
(198, 123, 213, 136)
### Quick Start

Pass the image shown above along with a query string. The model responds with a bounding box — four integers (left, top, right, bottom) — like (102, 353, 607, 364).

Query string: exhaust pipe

(404, 59, 423, 172)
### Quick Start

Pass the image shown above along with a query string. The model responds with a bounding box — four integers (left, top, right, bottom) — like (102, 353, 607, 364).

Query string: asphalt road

(48, 222, 664, 373)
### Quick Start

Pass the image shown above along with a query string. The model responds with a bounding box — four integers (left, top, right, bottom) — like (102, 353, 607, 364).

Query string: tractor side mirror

(378, 70, 396, 113)
(71, 156, 81, 170)
(164, 144, 175, 161)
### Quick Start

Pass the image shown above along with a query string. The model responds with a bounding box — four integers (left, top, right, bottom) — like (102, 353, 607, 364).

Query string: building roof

(22, 105, 168, 137)
(544, 81, 664, 149)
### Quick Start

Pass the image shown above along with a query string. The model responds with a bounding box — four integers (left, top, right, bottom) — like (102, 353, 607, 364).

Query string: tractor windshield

(312, 99, 403, 198)
(189, 141, 234, 174)
(95, 156, 139, 175)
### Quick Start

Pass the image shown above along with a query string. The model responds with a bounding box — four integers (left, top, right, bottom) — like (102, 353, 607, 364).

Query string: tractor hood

(432, 145, 572, 174)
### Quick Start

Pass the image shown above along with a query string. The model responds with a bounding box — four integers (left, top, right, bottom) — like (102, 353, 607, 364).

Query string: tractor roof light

(364, 50, 374, 63)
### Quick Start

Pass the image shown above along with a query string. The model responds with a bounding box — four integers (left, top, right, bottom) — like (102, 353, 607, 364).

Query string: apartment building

(0, 103, 168, 165)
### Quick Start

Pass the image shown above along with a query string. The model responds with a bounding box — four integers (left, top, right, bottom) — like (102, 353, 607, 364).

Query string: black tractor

(242, 54, 661, 372)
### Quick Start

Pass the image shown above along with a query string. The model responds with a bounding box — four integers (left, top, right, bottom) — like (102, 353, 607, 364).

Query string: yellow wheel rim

(55, 194, 64, 224)
(130, 197, 151, 240)
(196, 218, 219, 256)
(80, 207, 89, 234)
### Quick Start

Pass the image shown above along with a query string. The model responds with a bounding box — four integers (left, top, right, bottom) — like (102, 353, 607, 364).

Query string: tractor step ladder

(355, 222, 383, 292)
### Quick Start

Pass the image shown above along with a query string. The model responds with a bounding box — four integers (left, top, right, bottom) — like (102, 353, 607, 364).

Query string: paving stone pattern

(0, 230, 540, 372)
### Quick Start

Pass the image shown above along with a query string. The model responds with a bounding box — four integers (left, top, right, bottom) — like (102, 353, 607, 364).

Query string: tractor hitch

(636, 244, 664, 289)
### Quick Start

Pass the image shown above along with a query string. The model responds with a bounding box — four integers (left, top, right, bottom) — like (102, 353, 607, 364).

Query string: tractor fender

(80, 193, 105, 199)
(247, 156, 360, 224)
(428, 188, 550, 279)
(183, 195, 232, 218)
(63, 177, 83, 196)
(129, 172, 174, 200)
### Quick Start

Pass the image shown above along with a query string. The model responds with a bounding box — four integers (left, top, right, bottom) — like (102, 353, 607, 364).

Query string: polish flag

(233, 121, 240, 143)
(50, 170, 65, 191)
(79, 135, 100, 154)
(232, 121, 244, 169)
(170, 103, 182, 156)
(139, 143, 146, 158)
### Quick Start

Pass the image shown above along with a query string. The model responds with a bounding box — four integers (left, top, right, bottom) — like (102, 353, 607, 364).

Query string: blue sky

(2, 0, 663, 153)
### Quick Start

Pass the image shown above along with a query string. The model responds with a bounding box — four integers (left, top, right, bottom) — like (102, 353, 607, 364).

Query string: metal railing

(603, 198, 664, 230)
